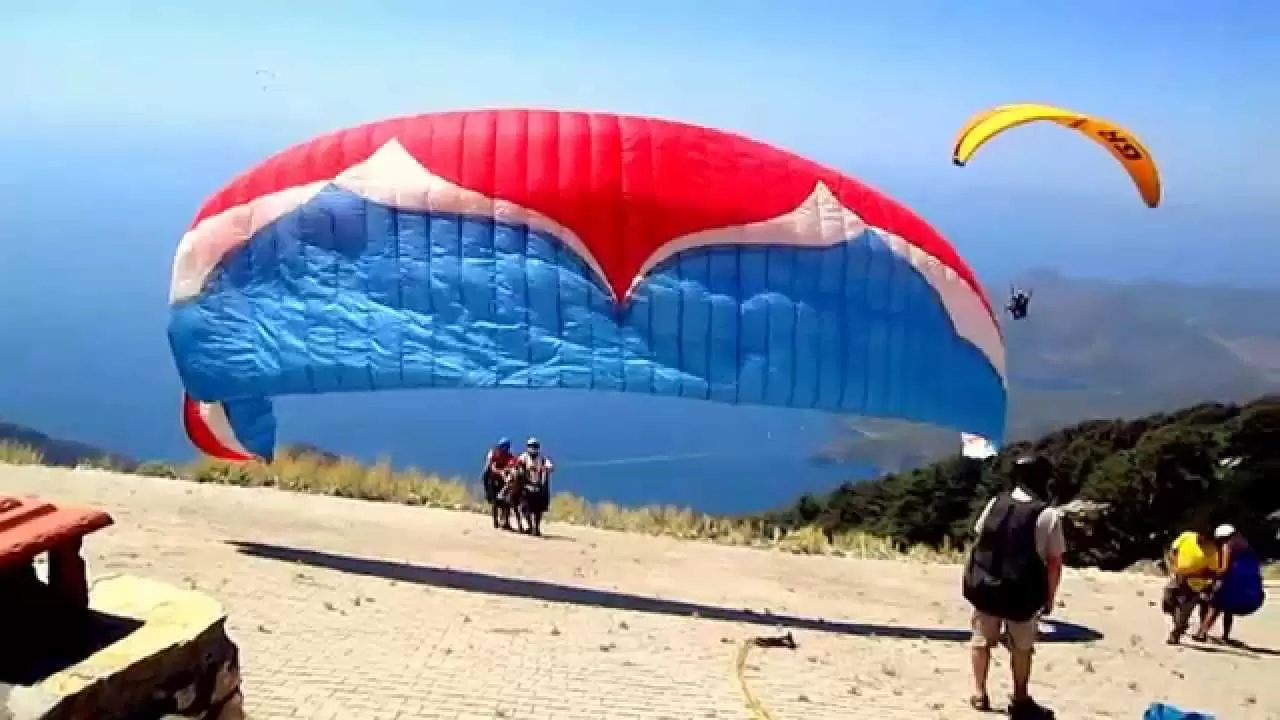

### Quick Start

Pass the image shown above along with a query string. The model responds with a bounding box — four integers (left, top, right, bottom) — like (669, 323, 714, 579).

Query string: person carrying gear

(514, 437, 555, 536)
(963, 454, 1064, 718)
(481, 438, 515, 529)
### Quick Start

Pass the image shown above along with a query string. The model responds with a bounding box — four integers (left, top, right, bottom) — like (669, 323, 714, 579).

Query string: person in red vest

(481, 438, 516, 529)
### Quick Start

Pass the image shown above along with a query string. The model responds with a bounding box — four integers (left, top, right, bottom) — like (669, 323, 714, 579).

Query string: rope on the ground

(735, 637, 773, 720)
(734, 632, 795, 720)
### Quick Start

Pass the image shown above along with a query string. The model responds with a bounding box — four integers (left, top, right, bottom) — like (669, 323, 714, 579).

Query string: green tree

(761, 396, 1280, 568)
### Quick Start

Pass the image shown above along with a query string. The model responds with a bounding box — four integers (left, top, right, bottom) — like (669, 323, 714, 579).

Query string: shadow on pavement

(228, 540, 1103, 645)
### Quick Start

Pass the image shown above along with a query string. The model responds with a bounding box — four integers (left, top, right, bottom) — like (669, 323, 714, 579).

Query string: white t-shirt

(973, 486, 1066, 563)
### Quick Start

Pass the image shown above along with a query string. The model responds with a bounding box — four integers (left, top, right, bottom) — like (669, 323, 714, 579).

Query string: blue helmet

(497, 438, 511, 449)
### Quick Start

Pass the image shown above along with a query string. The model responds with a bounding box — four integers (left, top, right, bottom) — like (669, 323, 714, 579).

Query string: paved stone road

(4, 465, 1277, 719)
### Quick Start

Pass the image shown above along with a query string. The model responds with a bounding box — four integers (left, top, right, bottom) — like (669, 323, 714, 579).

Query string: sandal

(969, 694, 993, 712)
(1008, 695, 1055, 719)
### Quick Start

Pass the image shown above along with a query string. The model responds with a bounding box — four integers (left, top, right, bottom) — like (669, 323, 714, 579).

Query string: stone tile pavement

(3, 465, 1277, 719)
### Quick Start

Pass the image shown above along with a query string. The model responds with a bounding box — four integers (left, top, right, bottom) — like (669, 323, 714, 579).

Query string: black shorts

(525, 485, 550, 514)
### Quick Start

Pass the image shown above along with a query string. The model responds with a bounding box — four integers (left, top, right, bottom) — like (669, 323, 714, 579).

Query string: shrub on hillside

(761, 397, 1280, 569)
(134, 461, 180, 478)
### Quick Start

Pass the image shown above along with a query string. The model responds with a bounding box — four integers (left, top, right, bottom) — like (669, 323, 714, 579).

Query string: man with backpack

(963, 454, 1065, 719)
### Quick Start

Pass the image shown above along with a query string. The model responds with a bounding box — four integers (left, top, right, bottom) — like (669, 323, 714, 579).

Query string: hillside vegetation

(770, 397, 1280, 570)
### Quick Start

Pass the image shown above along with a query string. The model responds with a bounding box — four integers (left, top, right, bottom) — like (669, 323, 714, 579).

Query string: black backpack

(962, 492, 1049, 623)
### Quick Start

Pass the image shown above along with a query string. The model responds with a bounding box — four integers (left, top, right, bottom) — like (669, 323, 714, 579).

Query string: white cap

(1214, 524, 1236, 540)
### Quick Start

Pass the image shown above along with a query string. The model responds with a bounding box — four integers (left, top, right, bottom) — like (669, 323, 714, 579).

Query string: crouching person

(1163, 524, 1219, 645)
(1197, 524, 1265, 644)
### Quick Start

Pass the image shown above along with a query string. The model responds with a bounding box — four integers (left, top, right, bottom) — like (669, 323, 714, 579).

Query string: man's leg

(969, 612, 1000, 704)
(1005, 619, 1053, 717)
(1222, 613, 1235, 642)
(1006, 619, 1037, 702)
(1169, 591, 1196, 643)
(1198, 606, 1222, 640)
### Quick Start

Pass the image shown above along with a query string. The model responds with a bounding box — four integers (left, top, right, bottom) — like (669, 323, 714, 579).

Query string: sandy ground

(2, 464, 1277, 720)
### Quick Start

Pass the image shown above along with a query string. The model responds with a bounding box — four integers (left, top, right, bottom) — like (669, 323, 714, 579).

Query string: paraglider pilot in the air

(1007, 286, 1031, 320)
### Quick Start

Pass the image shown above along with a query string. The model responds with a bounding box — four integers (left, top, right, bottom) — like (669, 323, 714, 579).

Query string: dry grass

(0, 440, 45, 466)
(178, 450, 941, 559)
(0, 441, 952, 561)
(5, 442, 1275, 575)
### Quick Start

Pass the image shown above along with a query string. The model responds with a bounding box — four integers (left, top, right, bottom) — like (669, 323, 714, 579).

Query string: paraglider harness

(499, 462, 527, 505)
(507, 454, 551, 513)
(1007, 286, 1031, 320)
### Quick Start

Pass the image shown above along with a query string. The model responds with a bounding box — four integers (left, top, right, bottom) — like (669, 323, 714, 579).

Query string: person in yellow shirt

(1163, 525, 1221, 645)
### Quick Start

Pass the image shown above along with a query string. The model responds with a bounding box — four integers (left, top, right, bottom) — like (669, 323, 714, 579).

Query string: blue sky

(1, 1, 1277, 508)
(4, 1, 1278, 281)
(5, 1, 1277, 200)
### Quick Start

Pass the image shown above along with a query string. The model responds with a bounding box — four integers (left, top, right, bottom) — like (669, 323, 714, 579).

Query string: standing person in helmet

(481, 438, 516, 530)
(963, 454, 1065, 719)
(515, 438, 555, 536)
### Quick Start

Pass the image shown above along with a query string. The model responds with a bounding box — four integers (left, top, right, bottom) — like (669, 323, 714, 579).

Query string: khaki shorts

(970, 610, 1039, 652)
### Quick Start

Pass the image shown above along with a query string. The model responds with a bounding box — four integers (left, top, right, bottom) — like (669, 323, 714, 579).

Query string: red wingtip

(181, 393, 256, 462)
